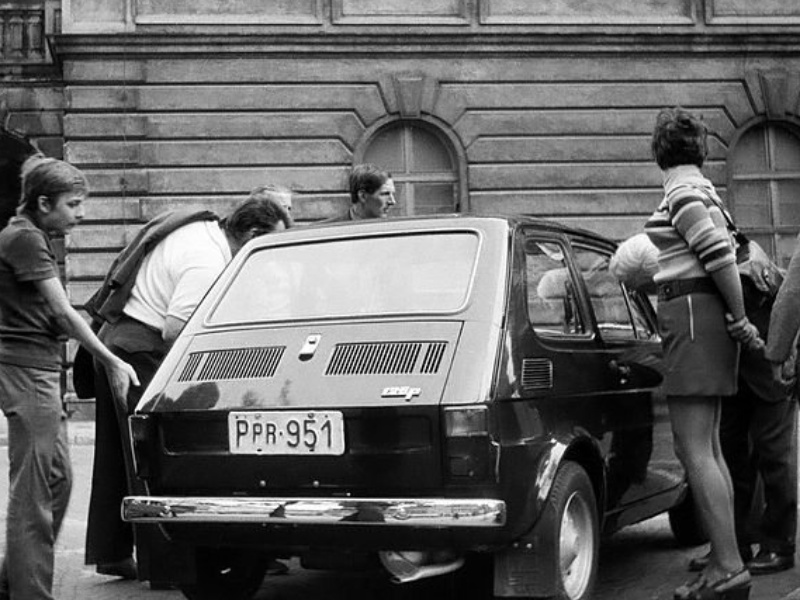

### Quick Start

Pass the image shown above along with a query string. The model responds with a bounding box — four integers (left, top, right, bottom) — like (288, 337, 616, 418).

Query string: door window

(571, 245, 656, 341)
(525, 239, 588, 336)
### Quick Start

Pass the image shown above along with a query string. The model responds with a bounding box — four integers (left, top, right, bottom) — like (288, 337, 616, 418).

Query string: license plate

(228, 411, 345, 455)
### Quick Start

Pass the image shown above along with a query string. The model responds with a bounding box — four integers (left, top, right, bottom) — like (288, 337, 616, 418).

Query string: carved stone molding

(379, 72, 440, 119)
(745, 69, 800, 120)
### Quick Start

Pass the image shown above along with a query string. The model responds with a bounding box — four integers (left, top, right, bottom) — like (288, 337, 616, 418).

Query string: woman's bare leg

(668, 395, 748, 583)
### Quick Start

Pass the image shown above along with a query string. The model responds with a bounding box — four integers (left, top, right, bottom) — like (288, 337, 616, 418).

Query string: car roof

(253, 213, 613, 248)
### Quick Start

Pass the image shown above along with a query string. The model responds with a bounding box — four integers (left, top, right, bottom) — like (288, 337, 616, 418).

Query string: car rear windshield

(208, 231, 480, 324)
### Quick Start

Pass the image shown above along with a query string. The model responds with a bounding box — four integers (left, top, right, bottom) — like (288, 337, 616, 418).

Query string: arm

(766, 241, 800, 363)
(669, 190, 760, 348)
(710, 263, 763, 350)
(35, 277, 140, 406)
(163, 314, 187, 347)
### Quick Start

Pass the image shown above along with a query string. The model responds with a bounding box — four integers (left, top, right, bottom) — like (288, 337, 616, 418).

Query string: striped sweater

(644, 165, 736, 283)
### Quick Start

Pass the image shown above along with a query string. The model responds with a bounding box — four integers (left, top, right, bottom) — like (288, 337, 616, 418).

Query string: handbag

(705, 192, 784, 313)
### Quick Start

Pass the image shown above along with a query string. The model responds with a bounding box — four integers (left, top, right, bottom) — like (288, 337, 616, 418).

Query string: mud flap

(135, 524, 197, 585)
(493, 536, 558, 598)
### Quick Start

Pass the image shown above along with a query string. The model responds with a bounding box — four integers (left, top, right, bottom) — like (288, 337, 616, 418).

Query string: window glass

(732, 180, 771, 227)
(730, 123, 800, 267)
(572, 246, 653, 341)
(209, 232, 479, 324)
(414, 183, 456, 215)
(773, 127, 800, 171)
(730, 127, 767, 173)
(363, 128, 403, 171)
(525, 239, 586, 336)
(410, 126, 453, 172)
(777, 179, 800, 226)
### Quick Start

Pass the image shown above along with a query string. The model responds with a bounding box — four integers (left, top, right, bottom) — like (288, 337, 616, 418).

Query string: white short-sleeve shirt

(123, 220, 231, 332)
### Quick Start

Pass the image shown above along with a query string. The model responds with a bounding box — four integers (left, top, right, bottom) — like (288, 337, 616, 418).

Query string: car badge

(381, 386, 421, 401)
(299, 334, 321, 361)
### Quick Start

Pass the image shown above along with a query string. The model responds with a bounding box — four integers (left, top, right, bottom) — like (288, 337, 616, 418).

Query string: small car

(122, 214, 700, 600)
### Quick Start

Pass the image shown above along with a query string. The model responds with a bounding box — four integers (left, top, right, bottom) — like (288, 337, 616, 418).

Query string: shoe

(266, 559, 289, 576)
(689, 552, 711, 573)
(96, 557, 137, 580)
(674, 567, 751, 600)
(689, 547, 753, 572)
(746, 550, 794, 575)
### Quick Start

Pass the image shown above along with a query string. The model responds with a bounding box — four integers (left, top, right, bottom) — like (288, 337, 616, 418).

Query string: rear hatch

(137, 321, 463, 495)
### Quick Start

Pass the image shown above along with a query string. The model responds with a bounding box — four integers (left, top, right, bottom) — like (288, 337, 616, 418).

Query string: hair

(651, 107, 708, 170)
(18, 154, 89, 214)
(349, 163, 391, 204)
(248, 184, 294, 225)
(222, 194, 293, 242)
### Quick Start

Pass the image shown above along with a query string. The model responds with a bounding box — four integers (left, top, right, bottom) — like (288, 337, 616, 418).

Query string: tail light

(444, 406, 493, 480)
(128, 414, 156, 480)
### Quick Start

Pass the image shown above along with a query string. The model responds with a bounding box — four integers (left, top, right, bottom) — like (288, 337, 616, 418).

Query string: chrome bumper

(122, 496, 506, 527)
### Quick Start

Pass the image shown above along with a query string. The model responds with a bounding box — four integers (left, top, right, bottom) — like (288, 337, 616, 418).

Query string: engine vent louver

(178, 346, 285, 382)
(326, 342, 448, 376)
(522, 358, 553, 391)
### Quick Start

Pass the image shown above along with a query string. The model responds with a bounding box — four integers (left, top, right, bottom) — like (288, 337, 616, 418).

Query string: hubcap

(559, 491, 594, 599)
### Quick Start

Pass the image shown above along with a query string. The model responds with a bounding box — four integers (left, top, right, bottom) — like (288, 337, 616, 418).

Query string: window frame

(726, 116, 800, 266)
(354, 115, 468, 214)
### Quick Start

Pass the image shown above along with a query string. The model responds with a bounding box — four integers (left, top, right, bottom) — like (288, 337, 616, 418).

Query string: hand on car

(108, 357, 140, 411)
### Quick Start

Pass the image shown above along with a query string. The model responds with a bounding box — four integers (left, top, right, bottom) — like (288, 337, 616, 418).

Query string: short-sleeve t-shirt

(123, 220, 231, 331)
(0, 214, 63, 370)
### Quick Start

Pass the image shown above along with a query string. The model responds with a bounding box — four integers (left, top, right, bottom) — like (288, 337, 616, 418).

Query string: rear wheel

(179, 548, 269, 600)
(539, 461, 599, 600)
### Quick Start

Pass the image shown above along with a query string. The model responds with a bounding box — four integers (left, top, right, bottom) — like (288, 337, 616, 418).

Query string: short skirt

(657, 291, 739, 397)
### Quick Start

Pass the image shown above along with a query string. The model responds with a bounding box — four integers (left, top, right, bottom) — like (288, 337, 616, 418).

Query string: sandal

(674, 567, 751, 600)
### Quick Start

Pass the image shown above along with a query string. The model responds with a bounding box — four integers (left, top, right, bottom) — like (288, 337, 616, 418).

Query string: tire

(668, 486, 708, 547)
(178, 548, 269, 600)
(540, 461, 600, 600)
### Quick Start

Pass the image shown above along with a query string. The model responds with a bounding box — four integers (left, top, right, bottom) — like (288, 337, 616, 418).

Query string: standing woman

(645, 108, 760, 600)
(0, 155, 138, 600)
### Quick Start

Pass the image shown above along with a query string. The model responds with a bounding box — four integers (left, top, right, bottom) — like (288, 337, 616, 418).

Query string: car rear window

(208, 231, 480, 324)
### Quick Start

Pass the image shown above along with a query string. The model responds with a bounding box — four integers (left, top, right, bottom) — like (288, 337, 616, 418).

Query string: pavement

(1, 413, 800, 599)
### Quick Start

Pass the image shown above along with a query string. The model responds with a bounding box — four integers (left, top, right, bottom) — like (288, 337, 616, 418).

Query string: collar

(662, 164, 703, 188)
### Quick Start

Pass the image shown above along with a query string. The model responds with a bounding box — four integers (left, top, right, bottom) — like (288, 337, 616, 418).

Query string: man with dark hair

(327, 163, 395, 221)
(84, 193, 291, 585)
(249, 184, 293, 225)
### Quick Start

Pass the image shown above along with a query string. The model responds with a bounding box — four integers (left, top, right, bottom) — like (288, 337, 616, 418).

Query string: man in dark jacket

(84, 192, 291, 585)
(325, 163, 396, 222)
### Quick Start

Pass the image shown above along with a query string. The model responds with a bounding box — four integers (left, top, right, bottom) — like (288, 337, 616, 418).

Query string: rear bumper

(122, 496, 506, 527)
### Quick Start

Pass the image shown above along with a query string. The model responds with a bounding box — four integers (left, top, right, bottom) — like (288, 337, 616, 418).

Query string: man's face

(40, 191, 85, 235)
(359, 179, 396, 219)
(276, 192, 292, 214)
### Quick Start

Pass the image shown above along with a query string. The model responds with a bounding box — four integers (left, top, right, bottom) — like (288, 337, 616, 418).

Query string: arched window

(729, 122, 800, 267)
(360, 121, 460, 216)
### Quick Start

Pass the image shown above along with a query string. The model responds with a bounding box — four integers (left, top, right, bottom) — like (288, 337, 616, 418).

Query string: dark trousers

(722, 377, 798, 555)
(84, 317, 166, 571)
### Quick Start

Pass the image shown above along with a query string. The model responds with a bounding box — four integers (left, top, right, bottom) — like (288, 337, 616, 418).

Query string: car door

(511, 229, 682, 517)
(566, 238, 682, 512)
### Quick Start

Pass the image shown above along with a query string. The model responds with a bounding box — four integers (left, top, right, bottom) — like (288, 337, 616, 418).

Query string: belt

(656, 277, 718, 302)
